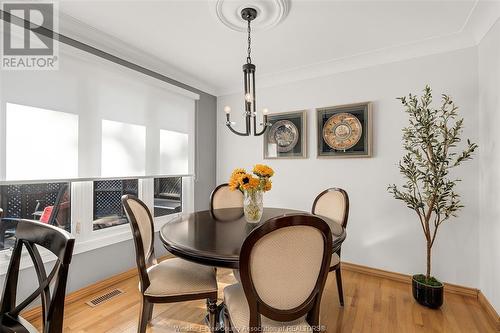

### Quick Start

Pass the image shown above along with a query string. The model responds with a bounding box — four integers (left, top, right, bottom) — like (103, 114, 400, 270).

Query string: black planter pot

(412, 275, 443, 309)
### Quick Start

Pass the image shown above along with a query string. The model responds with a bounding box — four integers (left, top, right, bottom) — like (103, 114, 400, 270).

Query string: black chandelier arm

(226, 113, 251, 136)
(253, 114, 269, 136)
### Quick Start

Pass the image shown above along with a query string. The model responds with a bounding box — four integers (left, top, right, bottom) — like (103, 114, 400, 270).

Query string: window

(0, 36, 197, 260)
(101, 120, 146, 177)
(154, 177, 182, 217)
(93, 179, 138, 230)
(160, 130, 189, 174)
(5, 103, 78, 180)
(0, 182, 71, 250)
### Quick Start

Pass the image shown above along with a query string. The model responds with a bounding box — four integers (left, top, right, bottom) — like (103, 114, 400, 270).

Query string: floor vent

(86, 289, 124, 307)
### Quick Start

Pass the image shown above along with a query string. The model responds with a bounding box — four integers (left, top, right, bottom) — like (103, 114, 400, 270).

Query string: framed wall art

(263, 110, 307, 159)
(317, 102, 372, 158)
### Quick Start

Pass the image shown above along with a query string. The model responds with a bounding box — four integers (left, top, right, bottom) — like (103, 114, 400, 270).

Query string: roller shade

(0, 44, 197, 182)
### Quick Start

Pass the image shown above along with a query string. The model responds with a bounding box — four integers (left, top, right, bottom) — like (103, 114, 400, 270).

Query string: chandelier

(224, 8, 270, 136)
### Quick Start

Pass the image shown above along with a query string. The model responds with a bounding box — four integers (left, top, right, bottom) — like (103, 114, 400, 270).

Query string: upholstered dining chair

(223, 214, 333, 333)
(210, 184, 244, 282)
(312, 188, 349, 306)
(210, 183, 244, 211)
(122, 195, 218, 333)
(0, 219, 75, 333)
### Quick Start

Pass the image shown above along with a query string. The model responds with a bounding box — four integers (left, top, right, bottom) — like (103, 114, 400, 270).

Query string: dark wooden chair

(210, 184, 244, 282)
(121, 195, 218, 333)
(209, 183, 244, 212)
(312, 188, 349, 306)
(223, 214, 333, 333)
(0, 219, 75, 333)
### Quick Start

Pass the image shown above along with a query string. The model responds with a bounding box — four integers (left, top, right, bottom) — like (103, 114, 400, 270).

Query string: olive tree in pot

(388, 86, 477, 309)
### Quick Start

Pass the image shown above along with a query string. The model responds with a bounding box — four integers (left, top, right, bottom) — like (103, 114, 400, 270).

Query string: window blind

(0, 43, 197, 182)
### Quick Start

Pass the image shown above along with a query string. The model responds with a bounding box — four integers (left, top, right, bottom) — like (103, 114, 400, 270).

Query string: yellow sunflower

(253, 164, 274, 178)
(228, 168, 247, 191)
(228, 174, 241, 191)
(238, 173, 259, 191)
(231, 168, 246, 177)
(249, 177, 260, 189)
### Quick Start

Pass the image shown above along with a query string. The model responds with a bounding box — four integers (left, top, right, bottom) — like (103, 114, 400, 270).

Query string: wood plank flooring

(29, 268, 496, 332)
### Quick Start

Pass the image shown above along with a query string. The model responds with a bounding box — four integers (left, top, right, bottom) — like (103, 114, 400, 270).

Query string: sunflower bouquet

(228, 164, 274, 223)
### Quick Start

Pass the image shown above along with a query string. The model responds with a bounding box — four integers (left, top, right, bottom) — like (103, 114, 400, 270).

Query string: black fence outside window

(0, 182, 71, 250)
(154, 177, 182, 217)
(93, 179, 138, 230)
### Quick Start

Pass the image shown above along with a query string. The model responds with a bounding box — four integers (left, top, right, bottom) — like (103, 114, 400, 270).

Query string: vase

(243, 190, 263, 223)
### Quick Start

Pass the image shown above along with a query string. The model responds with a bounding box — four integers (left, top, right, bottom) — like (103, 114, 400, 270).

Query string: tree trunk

(426, 243, 432, 280)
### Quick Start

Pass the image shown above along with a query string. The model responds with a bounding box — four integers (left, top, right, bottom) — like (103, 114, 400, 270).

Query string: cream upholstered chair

(223, 214, 333, 333)
(210, 183, 244, 282)
(210, 183, 244, 211)
(312, 188, 349, 306)
(122, 195, 218, 333)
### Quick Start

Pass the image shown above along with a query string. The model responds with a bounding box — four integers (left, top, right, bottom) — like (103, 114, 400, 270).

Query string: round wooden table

(159, 207, 346, 269)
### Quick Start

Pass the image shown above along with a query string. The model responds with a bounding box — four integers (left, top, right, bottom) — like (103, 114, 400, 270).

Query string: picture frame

(316, 102, 372, 158)
(263, 110, 307, 159)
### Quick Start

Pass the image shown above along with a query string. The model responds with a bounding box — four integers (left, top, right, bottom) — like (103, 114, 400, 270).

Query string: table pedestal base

(204, 303, 226, 333)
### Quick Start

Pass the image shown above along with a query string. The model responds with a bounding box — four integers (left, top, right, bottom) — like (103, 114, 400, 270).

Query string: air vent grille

(86, 289, 124, 307)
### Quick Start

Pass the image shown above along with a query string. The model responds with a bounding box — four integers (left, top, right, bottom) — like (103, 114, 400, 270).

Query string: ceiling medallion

(215, 0, 290, 32)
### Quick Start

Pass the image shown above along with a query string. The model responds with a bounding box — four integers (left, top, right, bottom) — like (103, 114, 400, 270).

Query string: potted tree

(388, 86, 477, 309)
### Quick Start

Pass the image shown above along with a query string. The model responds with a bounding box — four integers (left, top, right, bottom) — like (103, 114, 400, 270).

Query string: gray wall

(193, 92, 217, 211)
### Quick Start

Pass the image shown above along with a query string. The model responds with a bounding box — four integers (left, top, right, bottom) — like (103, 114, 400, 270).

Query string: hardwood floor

(29, 268, 496, 332)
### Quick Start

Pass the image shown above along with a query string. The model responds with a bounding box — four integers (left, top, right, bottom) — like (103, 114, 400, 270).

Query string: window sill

(0, 213, 180, 275)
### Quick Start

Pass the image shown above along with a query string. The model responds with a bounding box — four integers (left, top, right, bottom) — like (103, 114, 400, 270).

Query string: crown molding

(216, 0, 500, 96)
(58, 12, 218, 96)
(56, 2, 499, 98)
(462, 0, 500, 44)
(216, 31, 476, 96)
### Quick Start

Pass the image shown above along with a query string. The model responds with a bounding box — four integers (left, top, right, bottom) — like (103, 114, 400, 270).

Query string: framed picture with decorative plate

(317, 102, 372, 158)
(264, 110, 307, 159)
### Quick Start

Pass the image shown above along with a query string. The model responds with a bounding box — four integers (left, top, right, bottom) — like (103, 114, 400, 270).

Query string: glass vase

(243, 190, 263, 223)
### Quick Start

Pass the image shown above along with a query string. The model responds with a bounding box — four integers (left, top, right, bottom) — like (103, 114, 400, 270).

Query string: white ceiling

(58, 0, 500, 95)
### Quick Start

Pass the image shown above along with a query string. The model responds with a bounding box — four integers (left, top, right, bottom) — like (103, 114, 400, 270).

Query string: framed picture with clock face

(264, 110, 307, 159)
(317, 102, 372, 158)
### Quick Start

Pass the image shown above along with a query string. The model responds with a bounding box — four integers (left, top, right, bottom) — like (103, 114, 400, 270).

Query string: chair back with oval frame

(311, 187, 349, 306)
(312, 188, 349, 229)
(209, 183, 244, 212)
(238, 214, 332, 330)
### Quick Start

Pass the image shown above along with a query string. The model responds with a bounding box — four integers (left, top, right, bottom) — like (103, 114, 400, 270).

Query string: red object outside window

(39, 206, 53, 223)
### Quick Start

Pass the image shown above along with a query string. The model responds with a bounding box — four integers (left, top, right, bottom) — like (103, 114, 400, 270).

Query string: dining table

(159, 207, 347, 269)
(159, 207, 346, 332)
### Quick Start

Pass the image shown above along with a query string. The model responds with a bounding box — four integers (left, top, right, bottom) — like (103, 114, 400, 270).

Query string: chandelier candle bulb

(224, 106, 231, 114)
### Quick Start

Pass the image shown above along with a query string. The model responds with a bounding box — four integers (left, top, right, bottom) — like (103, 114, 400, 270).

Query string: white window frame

(0, 175, 193, 275)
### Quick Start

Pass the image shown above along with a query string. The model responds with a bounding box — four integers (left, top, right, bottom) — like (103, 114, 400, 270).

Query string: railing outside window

(0, 182, 71, 250)
(93, 179, 139, 230)
(154, 177, 182, 217)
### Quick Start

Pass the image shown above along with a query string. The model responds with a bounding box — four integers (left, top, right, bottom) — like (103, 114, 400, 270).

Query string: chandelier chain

(247, 19, 251, 64)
